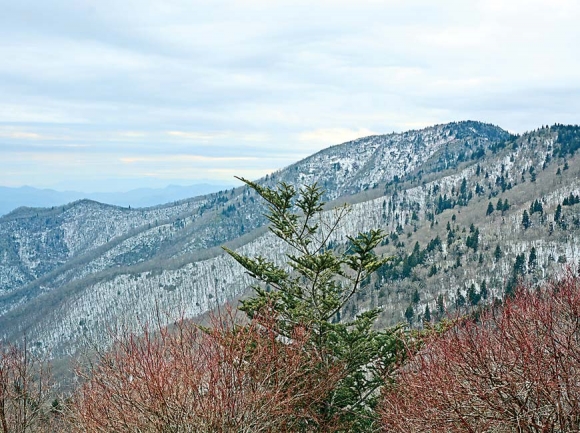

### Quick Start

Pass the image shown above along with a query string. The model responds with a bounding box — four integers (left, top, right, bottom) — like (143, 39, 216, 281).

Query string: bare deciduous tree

(0, 340, 53, 433)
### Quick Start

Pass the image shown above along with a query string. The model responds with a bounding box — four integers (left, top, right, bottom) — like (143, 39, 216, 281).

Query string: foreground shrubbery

(69, 309, 344, 432)
(380, 272, 580, 432)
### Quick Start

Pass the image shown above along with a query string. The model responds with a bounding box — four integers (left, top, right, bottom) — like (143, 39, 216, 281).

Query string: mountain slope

(0, 121, 507, 297)
(3, 121, 580, 356)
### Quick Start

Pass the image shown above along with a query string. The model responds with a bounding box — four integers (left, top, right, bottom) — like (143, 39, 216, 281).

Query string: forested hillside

(1, 121, 579, 359)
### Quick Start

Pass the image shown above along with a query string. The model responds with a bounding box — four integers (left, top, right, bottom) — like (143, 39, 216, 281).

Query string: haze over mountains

(1, 120, 579, 358)
(0, 183, 233, 217)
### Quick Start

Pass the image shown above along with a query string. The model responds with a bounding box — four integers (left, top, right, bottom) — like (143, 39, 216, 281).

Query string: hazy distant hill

(1, 121, 579, 357)
(0, 183, 233, 217)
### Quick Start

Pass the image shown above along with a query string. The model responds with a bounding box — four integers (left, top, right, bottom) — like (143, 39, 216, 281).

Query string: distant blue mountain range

(0, 183, 233, 216)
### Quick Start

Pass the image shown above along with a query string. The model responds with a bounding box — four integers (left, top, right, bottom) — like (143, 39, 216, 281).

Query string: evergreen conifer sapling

(223, 177, 406, 431)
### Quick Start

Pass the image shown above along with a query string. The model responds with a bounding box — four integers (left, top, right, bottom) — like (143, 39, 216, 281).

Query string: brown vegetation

(68, 307, 344, 432)
(379, 271, 580, 432)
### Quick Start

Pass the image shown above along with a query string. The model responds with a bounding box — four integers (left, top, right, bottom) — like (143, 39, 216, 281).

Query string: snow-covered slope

(6, 121, 580, 355)
(271, 121, 507, 199)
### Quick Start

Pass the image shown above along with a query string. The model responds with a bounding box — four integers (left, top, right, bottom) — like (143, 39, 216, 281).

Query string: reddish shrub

(380, 272, 580, 432)
(69, 308, 344, 432)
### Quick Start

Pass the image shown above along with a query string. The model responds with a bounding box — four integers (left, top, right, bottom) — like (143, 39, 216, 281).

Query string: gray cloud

(1, 0, 579, 191)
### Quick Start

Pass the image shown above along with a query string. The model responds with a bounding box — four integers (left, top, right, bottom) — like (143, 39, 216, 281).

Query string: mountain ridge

(2, 120, 579, 357)
(0, 183, 234, 217)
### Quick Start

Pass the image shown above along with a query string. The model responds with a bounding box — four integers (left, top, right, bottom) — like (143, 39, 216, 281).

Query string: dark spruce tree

(555, 204, 563, 224)
(412, 288, 420, 304)
(528, 247, 538, 272)
(522, 210, 531, 230)
(467, 283, 480, 306)
(501, 199, 510, 213)
(494, 244, 503, 262)
(480, 280, 488, 300)
(423, 305, 431, 323)
(436, 293, 445, 315)
(404, 304, 415, 325)
(224, 177, 407, 432)
(455, 289, 466, 309)
(486, 201, 494, 216)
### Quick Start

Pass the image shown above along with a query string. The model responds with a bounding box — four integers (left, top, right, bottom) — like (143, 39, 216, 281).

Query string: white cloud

(0, 103, 88, 124)
(298, 128, 377, 146)
(205, 167, 276, 180)
(117, 131, 148, 139)
(166, 131, 230, 142)
(0, 129, 70, 141)
(120, 155, 258, 164)
(8, 132, 44, 140)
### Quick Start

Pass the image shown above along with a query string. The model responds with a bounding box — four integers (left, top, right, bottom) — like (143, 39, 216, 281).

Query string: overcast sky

(1, 0, 579, 192)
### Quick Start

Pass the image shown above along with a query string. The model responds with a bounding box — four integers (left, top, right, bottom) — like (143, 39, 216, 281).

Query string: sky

(1, 0, 579, 192)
